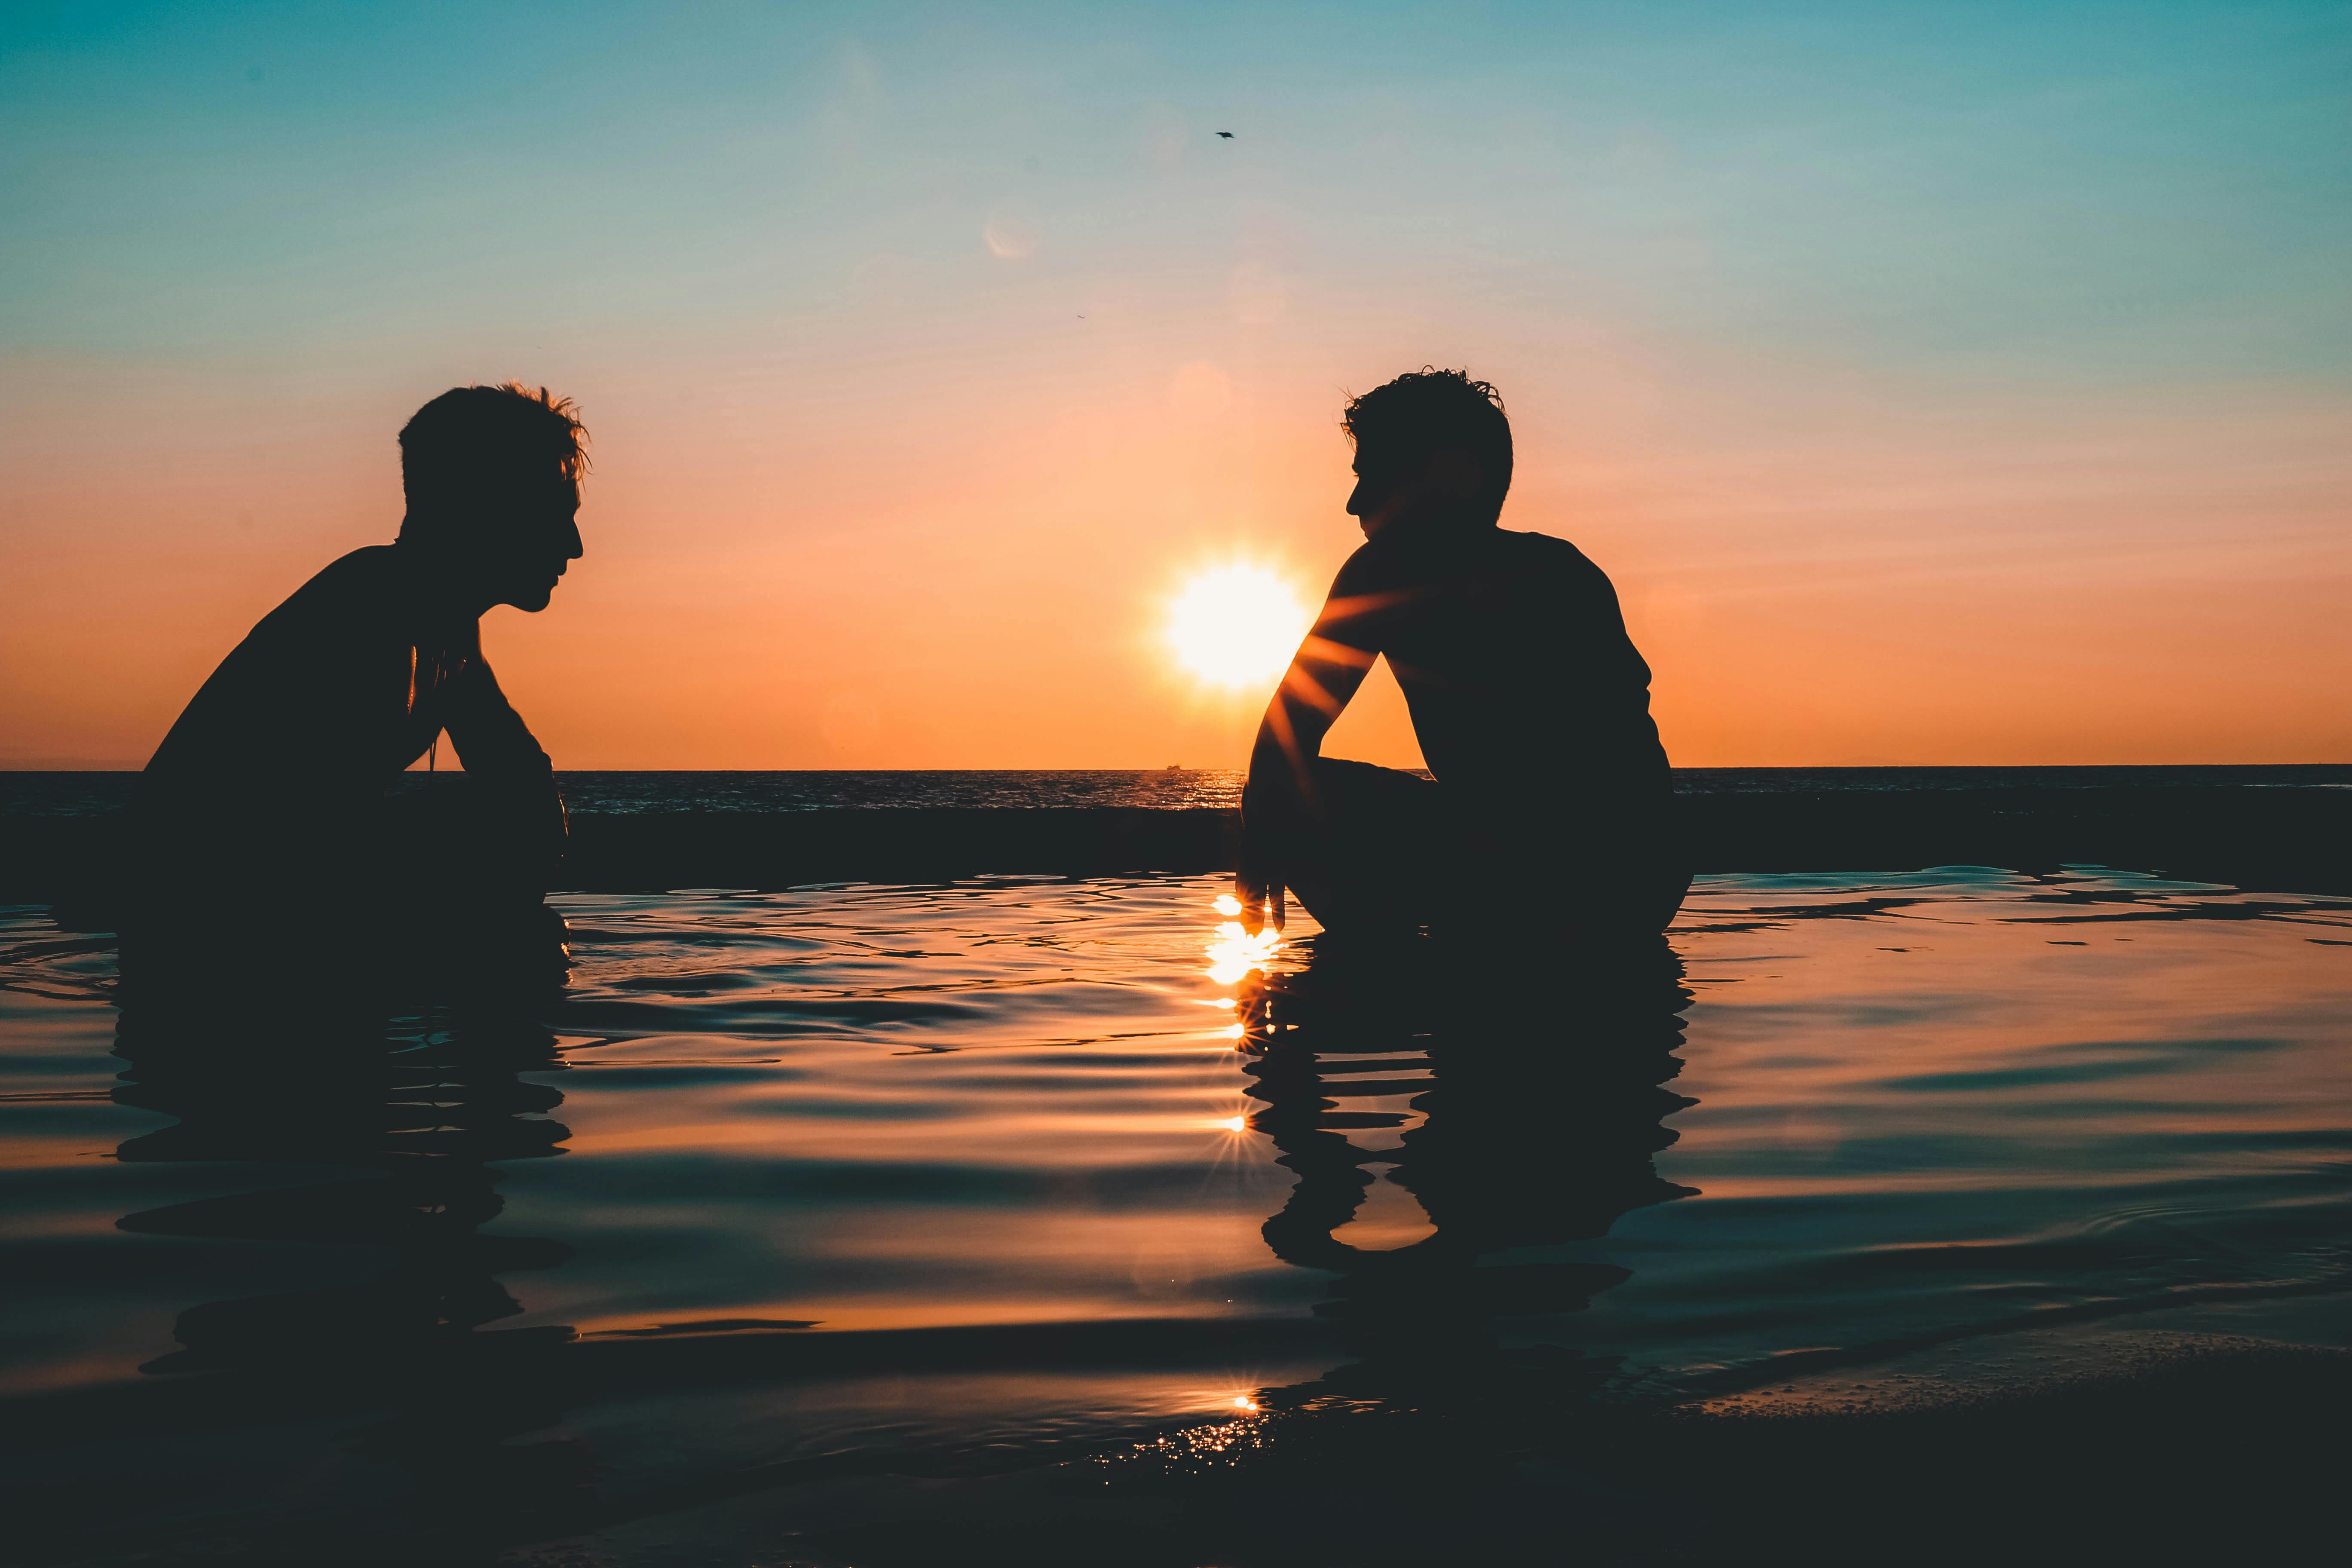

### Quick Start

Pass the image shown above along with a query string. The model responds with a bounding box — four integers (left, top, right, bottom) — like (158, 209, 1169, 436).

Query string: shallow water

(3, 867, 2350, 1545)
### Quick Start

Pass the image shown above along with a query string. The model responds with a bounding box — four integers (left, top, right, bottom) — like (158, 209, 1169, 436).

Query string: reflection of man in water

(130, 383, 585, 982)
(1237, 369, 1686, 937)
(109, 1001, 588, 1526)
(1240, 935, 1695, 1369)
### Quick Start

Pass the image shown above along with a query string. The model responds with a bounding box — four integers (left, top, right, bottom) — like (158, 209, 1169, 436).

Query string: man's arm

(441, 646, 567, 876)
(1235, 555, 1387, 931)
(441, 646, 552, 776)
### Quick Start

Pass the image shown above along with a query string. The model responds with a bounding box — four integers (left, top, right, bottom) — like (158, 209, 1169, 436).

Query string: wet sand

(492, 1300, 2349, 1568)
(44, 1300, 2336, 1565)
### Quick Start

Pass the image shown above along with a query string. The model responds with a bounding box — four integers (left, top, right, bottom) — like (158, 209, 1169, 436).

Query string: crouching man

(1237, 368, 1687, 942)
(127, 382, 588, 995)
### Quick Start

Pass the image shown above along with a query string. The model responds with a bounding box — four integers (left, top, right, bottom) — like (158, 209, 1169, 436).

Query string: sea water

(3, 862, 2349, 1545)
(7, 762, 2351, 818)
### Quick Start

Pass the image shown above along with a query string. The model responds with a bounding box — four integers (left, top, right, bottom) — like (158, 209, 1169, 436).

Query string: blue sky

(8, 0, 2346, 375)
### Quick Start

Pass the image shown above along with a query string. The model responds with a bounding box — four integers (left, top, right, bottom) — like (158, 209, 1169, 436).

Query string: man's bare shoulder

(242, 546, 407, 647)
(1499, 527, 1597, 565)
(1327, 540, 1388, 592)
(1498, 528, 1617, 590)
(301, 544, 402, 595)
(274, 545, 401, 608)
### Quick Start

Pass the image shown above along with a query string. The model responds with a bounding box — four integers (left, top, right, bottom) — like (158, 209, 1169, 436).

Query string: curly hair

(1340, 367, 1512, 514)
(398, 382, 588, 535)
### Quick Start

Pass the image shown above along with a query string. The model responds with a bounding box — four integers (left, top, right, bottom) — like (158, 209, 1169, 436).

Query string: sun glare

(1164, 565, 1313, 689)
(1207, 920, 1282, 988)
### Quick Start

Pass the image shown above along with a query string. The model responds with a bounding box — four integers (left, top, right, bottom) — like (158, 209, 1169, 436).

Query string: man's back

(144, 545, 550, 823)
(1321, 528, 1669, 807)
(148, 548, 434, 812)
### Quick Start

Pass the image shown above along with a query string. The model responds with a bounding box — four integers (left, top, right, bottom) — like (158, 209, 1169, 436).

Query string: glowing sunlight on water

(1206, 919, 1283, 988)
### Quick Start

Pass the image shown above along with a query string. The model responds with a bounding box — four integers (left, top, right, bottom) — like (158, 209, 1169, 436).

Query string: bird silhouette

(1216, 131, 1234, 138)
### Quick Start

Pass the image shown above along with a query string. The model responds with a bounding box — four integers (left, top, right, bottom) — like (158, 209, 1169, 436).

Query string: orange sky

(6, 346, 2345, 771)
(4, 5, 2348, 770)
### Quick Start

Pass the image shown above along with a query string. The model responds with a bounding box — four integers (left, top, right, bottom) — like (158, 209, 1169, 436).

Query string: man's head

(397, 382, 587, 612)
(1340, 368, 1512, 543)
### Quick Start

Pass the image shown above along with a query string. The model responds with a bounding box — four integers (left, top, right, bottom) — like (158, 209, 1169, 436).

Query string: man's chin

(504, 585, 557, 613)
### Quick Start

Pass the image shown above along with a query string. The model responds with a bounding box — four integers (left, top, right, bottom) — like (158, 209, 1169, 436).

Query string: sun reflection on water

(1206, 920, 1282, 990)
(1100, 1388, 1278, 1474)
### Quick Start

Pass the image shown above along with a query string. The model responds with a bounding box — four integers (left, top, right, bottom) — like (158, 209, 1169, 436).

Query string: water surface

(9, 763, 2351, 818)
(3, 866, 2349, 1544)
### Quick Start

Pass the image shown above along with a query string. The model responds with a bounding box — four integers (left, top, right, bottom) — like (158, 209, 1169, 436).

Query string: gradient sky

(4, 0, 2347, 769)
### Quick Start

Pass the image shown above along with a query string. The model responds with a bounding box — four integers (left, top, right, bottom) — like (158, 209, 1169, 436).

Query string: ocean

(6, 763, 2351, 817)
(4, 769, 2350, 1561)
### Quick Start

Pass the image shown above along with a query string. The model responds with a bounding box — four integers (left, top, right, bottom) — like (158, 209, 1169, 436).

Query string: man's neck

(390, 540, 490, 625)
(1379, 515, 1498, 562)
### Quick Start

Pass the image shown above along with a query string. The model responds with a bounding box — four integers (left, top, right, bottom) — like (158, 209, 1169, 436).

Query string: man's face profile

(398, 383, 588, 616)
(476, 470, 585, 613)
(1346, 443, 1484, 543)
(420, 463, 583, 614)
(1347, 449, 1410, 540)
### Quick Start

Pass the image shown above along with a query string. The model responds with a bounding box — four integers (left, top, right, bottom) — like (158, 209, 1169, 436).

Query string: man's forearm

(1242, 715, 1289, 801)
(1245, 686, 1327, 804)
(442, 655, 554, 780)
(1234, 711, 1293, 929)
(1240, 701, 1323, 868)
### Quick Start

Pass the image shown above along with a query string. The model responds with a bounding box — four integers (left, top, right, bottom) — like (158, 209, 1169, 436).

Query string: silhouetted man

(1236, 368, 1685, 938)
(127, 383, 586, 987)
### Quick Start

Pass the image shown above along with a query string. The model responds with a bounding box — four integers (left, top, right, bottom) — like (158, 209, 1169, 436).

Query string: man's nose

(564, 520, 584, 559)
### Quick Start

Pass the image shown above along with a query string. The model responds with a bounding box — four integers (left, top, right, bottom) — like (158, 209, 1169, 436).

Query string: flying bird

(1216, 130, 1234, 138)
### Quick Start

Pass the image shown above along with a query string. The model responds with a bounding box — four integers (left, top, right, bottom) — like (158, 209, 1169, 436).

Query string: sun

(1164, 564, 1313, 689)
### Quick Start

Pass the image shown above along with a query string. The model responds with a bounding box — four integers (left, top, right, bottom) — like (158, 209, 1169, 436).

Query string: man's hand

(1235, 788, 1287, 935)
(1235, 860, 1286, 936)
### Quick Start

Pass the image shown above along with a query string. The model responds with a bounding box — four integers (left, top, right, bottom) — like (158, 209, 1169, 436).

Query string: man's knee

(1308, 758, 1436, 826)
(382, 784, 562, 902)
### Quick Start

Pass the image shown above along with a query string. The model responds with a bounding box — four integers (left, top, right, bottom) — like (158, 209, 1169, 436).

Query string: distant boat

(1165, 763, 1182, 770)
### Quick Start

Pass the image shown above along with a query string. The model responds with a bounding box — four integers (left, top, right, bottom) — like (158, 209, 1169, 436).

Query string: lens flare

(1164, 565, 1312, 689)
(1207, 920, 1282, 987)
